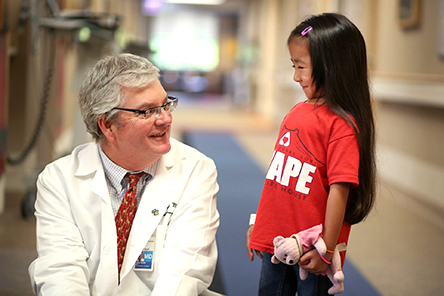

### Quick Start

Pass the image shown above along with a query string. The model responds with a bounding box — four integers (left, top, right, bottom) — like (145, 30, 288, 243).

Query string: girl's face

(289, 38, 322, 102)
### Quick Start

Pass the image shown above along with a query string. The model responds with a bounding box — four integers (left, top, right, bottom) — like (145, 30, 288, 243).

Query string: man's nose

(154, 107, 172, 124)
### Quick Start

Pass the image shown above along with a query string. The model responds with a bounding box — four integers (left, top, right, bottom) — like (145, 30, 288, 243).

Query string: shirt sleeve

(327, 123, 360, 188)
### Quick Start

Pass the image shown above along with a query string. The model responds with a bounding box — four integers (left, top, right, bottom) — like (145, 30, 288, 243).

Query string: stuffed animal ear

(271, 255, 281, 264)
(273, 236, 284, 246)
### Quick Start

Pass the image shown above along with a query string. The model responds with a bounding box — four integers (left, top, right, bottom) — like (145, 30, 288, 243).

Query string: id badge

(134, 240, 155, 272)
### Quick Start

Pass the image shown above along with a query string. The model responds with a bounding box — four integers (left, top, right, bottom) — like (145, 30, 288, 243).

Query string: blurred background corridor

(1, 0, 444, 295)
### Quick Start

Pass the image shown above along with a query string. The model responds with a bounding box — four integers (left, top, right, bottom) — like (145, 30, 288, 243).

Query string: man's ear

(98, 114, 116, 142)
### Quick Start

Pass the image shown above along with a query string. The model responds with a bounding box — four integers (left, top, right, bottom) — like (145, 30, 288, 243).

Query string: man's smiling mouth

(152, 131, 166, 137)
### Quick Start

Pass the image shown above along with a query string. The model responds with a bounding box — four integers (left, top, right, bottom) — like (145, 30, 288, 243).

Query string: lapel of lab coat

(120, 139, 185, 280)
(75, 143, 120, 294)
(76, 143, 109, 204)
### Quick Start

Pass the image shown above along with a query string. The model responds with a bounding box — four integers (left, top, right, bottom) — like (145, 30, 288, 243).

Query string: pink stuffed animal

(271, 224, 345, 295)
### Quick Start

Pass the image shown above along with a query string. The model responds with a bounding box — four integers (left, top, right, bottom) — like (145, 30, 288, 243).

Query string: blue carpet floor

(184, 131, 381, 296)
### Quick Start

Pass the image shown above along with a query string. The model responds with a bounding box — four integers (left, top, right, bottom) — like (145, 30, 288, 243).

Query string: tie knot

(128, 172, 145, 185)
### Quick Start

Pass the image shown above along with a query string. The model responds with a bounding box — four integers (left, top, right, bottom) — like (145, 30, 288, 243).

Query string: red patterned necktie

(115, 172, 144, 279)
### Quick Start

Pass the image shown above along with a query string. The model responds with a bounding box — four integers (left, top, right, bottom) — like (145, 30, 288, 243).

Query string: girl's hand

(246, 225, 263, 261)
(299, 249, 330, 275)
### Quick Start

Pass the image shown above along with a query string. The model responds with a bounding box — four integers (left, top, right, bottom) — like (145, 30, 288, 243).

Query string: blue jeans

(258, 252, 333, 296)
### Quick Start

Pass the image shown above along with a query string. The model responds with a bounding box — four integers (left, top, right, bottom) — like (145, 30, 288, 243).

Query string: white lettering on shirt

(266, 151, 317, 195)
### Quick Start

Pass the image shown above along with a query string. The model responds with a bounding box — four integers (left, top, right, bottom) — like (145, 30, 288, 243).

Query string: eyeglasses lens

(145, 100, 176, 120)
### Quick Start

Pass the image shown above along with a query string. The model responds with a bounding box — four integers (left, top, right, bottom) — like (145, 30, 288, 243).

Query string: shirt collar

(98, 145, 157, 191)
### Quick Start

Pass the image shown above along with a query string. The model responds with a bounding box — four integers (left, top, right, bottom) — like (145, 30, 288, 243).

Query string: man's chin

(154, 140, 171, 156)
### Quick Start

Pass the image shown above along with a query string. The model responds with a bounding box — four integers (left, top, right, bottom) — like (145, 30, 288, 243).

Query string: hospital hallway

(1, 93, 444, 296)
(1, 0, 444, 295)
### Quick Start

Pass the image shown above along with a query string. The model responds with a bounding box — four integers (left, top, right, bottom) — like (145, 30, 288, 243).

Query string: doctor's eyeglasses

(112, 96, 178, 120)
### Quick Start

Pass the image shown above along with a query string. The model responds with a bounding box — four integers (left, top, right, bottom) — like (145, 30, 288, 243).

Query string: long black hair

(288, 13, 376, 224)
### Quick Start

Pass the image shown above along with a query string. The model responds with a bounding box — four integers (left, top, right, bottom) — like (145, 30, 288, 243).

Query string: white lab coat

(29, 139, 220, 296)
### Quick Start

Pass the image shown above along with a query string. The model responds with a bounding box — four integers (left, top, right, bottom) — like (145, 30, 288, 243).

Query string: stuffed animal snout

(271, 235, 301, 265)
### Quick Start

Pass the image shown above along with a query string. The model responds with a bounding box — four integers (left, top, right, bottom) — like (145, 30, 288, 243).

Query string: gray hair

(79, 53, 160, 142)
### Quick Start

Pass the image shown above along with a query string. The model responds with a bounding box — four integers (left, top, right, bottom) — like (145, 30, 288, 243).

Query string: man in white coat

(28, 53, 221, 295)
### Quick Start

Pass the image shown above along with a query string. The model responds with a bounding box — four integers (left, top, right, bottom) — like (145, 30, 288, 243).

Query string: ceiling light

(164, 0, 226, 5)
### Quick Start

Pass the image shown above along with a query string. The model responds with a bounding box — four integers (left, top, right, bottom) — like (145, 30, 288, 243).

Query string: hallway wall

(371, 0, 444, 215)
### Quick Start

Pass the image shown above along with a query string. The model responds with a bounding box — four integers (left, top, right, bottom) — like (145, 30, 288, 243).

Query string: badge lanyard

(134, 200, 179, 272)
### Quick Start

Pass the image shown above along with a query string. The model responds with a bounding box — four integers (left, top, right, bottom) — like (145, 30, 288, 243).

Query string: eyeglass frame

(111, 96, 178, 120)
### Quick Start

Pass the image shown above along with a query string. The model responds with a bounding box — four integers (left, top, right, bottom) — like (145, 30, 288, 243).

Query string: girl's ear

(98, 114, 117, 142)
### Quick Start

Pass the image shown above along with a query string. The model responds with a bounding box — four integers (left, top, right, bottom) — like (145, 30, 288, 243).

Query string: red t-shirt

(250, 102, 359, 263)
